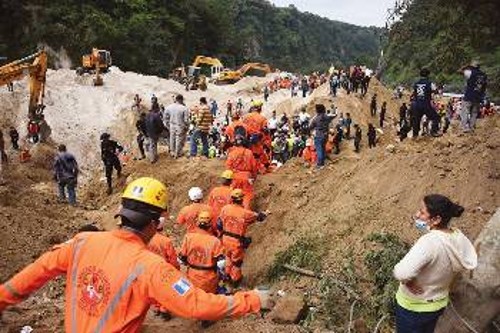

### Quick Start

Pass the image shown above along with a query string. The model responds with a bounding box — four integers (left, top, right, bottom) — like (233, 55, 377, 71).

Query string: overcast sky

(269, 0, 395, 27)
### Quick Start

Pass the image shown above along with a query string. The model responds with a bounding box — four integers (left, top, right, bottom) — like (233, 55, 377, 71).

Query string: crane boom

(0, 50, 48, 119)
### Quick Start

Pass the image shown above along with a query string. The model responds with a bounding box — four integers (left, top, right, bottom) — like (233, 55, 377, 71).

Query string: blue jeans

(314, 136, 327, 167)
(58, 180, 76, 205)
(395, 303, 444, 333)
(190, 130, 209, 157)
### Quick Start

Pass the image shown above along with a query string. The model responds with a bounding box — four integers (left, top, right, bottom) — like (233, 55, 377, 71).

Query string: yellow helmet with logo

(231, 188, 245, 200)
(221, 170, 234, 180)
(122, 177, 168, 210)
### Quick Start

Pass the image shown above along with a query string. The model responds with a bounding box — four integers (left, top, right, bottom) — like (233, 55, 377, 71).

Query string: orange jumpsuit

(219, 204, 257, 282)
(177, 203, 214, 233)
(243, 112, 270, 168)
(0, 230, 261, 333)
(179, 228, 224, 293)
(226, 147, 259, 209)
(302, 146, 317, 166)
(224, 120, 248, 143)
(148, 233, 179, 269)
(207, 185, 232, 220)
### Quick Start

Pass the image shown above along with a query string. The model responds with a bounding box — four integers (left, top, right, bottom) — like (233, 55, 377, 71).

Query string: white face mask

(414, 218, 430, 233)
(464, 69, 472, 79)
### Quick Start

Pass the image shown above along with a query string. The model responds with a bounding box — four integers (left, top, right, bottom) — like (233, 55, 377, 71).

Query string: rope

(347, 299, 358, 333)
(372, 314, 388, 333)
(449, 300, 480, 333)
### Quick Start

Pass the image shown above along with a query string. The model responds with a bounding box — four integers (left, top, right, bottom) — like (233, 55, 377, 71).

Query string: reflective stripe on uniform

(225, 295, 235, 317)
(70, 238, 86, 333)
(92, 265, 145, 333)
(3, 281, 23, 299)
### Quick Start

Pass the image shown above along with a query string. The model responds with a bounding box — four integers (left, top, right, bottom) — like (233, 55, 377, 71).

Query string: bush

(267, 234, 325, 281)
(364, 233, 409, 317)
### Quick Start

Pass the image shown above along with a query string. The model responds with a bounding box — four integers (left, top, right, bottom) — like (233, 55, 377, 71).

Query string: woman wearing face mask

(393, 194, 478, 333)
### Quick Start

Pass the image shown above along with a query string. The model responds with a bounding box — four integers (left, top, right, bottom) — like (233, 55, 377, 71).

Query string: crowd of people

(0, 57, 496, 332)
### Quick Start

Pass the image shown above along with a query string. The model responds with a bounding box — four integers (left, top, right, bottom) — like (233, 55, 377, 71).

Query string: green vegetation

(0, 0, 380, 75)
(383, 0, 500, 99)
(267, 234, 325, 281)
(364, 233, 409, 317)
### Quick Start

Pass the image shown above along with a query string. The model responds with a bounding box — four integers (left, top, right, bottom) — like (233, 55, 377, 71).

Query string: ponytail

(423, 194, 464, 228)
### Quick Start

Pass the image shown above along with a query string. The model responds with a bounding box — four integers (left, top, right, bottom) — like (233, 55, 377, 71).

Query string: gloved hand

(254, 288, 275, 311)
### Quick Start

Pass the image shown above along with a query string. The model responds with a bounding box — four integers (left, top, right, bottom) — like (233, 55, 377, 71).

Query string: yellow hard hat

(221, 170, 234, 180)
(122, 177, 168, 210)
(231, 188, 245, 200)
(197, 210, 212, 226)
(251, 100, 263, 108)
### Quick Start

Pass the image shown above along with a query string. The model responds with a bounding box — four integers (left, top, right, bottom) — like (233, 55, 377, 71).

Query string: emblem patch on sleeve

(172, 278, 191, 296)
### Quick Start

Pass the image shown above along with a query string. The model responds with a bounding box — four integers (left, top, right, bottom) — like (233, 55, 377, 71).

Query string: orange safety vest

(179, 228, 224, 293)
(302, 146, 317, 166)
(148, 233, 179, 269)
(177, 203, 214, 233)
(224, 120, 247, 142)
(243, 112, 267, 136)
(219, 204, 257, 242)
(0, 230, 261, 332)
(226, 146, 258, 178)
(207, 185, 233, 219)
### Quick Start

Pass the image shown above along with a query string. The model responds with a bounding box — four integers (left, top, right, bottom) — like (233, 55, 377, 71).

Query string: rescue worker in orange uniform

(224, 113, 248, 144)
(176, 187, 214, 233)
(207, 170, 234, 230)
(218, 189, 267, 286)
(243, 100, 270, 169)
(0, 177, 272, 332)
(147, 219, 179, 319)
(178, 211, 225, 294)
(226, 136, 259, 209)
(302, 138, 318, 167)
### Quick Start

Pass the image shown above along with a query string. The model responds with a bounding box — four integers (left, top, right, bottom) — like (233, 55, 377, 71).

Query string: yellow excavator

(76, 48, 112, 86)
(0, 50, 48, 120)
(216, 62, 271, 85)
(177, 55, 222, 90)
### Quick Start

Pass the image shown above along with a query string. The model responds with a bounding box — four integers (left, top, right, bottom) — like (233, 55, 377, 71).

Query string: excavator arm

(0, 50, 48, 119)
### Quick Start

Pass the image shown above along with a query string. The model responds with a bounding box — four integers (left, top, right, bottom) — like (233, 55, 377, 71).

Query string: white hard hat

(188, 187, 203, 201)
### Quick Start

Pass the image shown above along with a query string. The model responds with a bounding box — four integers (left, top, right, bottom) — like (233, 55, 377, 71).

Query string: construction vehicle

(239, 63, 271, 77)
(0, 50, 48, 120)
(185, 66, 207, 91)
(191, 55, 224, 79)
(215, 62, 272, 85)
(76, 48, 112, 86)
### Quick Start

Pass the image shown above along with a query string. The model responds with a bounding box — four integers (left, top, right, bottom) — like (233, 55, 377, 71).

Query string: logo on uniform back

(77, 266, 111, 316)
(416, 84, 426, 97)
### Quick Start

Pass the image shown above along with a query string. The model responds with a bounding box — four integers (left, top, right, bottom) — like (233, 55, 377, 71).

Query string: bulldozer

(76, 48, 112, 86)
(171, 55, 222, 90)
(0, 50, 48, 120)
(185, 66, 207, 91)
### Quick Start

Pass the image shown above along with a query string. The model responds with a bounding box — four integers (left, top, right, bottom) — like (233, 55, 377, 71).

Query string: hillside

(0, 0, 380, 74)
(1, 70, 498, 332)
(382, 0, 500, 99)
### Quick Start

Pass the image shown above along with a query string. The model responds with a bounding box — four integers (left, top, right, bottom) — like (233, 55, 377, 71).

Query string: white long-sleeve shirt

(394, 229, 477, 302)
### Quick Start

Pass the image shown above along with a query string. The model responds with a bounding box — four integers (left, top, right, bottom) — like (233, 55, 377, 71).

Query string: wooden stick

(283, 264, 320, 278)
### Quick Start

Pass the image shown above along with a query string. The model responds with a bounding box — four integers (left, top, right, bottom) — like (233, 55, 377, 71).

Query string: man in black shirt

(100, 133, 123, 194)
